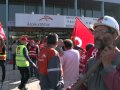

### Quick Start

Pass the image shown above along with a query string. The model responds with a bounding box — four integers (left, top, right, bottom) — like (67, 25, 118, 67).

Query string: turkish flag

(0, 22, 6, 40)
(71, 17, 94, 49)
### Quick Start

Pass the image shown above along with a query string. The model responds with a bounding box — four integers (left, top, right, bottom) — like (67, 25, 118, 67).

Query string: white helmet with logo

(91, 16, 120, 35)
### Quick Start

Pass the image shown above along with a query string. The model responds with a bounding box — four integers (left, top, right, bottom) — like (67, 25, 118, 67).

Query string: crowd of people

(0, 15, 120, 90)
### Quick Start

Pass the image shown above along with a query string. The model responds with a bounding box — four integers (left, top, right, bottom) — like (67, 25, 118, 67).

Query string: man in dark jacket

(38, 33, 64, 90)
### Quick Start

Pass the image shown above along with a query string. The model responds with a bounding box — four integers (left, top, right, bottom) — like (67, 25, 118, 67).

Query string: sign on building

(15, 13, 97, 28)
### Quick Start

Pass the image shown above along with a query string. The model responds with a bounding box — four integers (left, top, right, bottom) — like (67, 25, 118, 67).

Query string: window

(86, 9, 92, 17)
(69, 8, 74, 16)
(63, 8, 68, 15)
(0, 4, 6, 25)
(46, 5, 54, 15)
(9, 4, 24, 21)
(54, 6, 63, 15)
(25, 4, 37, 14)
(93, 10, 101, 18)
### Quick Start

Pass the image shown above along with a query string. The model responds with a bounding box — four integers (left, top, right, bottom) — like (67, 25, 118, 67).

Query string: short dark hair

(74, 46, 84, 51)
(64, 39, 73, 49)
(86, 43, 94, 51)
(47, 33, 58, 45)
(13, 40, 16, 43)
(0, 39, 5, 46)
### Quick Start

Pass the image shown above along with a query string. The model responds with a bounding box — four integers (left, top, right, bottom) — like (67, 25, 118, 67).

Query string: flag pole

(6, 0, 9, 61)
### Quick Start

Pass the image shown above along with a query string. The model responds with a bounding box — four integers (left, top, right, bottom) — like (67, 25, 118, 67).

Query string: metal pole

(6, 0, 9, 61)
(74, 0, 77, 16)
(67, 0, 69, 15)
(42, 0, 45, 14)
(24, 0, 25, 13)
(101, 1, 104, 16)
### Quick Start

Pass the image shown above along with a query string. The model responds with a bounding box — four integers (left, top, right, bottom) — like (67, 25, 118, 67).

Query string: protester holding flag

(0, 36, 6, 82)
(0, 22, 6, 83)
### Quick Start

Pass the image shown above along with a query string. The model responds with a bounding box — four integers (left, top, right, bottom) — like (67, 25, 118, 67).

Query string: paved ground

(0, 64, 41, 90)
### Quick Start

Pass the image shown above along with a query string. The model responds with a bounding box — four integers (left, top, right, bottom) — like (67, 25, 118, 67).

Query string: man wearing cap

(16, 37, 36, 90)
(27, 40, 39, 77)
(67, 16, 120, 90)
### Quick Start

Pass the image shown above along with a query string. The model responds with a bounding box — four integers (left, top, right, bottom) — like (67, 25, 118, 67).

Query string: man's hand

(100, 45, 116, 68)
(54, 81, 64, 90)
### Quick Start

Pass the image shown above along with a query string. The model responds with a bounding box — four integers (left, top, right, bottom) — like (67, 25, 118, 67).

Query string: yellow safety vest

(0, 46, 6, 60)
(16, 45, 29, 67)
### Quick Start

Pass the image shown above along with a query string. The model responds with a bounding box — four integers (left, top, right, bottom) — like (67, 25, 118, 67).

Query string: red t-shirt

(79, 47, 98, 73)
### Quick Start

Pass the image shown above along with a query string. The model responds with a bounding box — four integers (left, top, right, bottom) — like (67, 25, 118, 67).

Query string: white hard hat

(91, 16, 120, 35)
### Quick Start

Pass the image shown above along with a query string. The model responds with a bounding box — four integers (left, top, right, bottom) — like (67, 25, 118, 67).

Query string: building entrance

(9, 27, 72, 43)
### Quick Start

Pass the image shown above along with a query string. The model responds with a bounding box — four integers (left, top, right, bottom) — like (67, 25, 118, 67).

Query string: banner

(0, 22, 6, 40)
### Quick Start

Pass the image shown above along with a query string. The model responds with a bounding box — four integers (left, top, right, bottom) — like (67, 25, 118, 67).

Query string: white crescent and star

(74, 36, 82, 47)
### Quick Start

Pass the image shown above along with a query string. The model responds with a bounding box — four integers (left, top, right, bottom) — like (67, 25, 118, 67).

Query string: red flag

(0, 22, 6, 40)
(71, 17, 94, 49)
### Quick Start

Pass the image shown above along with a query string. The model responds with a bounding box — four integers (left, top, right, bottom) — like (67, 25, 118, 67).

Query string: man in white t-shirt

(60, 39, 80, 90)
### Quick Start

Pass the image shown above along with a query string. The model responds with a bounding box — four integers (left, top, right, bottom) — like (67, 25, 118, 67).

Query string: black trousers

(18, 67, 30, 89)
(30, 57, 36, 76)
(12, 54, 16, 70)
(0, 60, 6, 82)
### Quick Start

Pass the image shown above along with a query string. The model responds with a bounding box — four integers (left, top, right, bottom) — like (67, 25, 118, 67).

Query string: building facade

(0, 0, 120, 40)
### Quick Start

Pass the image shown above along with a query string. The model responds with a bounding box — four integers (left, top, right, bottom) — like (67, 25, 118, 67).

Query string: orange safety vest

(0, 46, 6, 60)
(28, 46, 37, 58)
